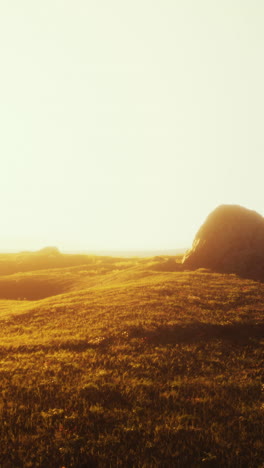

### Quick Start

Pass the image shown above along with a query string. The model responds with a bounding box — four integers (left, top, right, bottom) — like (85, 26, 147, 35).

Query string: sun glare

(0, 1, 263, 252)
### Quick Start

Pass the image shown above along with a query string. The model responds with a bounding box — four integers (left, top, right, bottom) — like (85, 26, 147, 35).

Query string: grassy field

(0, 251, 263, 467)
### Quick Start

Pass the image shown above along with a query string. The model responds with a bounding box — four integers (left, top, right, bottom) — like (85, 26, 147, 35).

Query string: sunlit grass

(0, 253, 263, 466)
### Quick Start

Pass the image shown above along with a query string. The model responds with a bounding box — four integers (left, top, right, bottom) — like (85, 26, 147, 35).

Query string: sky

(0, 0, 263, 252)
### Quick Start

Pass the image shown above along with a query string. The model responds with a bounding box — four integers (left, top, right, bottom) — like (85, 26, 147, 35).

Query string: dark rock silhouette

(182, 205, 264, 278)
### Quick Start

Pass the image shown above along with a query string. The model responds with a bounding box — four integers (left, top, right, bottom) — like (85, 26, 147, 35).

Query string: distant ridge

(0, 247, 186, 276)
(64, 248, 187, 258)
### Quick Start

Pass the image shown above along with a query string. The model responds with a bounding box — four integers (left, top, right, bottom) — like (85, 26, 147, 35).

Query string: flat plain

(0, 251, 263, 467)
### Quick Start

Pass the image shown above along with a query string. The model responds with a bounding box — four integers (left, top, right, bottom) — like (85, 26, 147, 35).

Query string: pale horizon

(1, 1, 264, 252)
(0, 246, 187, 256)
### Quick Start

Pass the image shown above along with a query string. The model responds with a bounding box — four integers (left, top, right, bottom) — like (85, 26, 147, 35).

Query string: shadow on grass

(1, 322, 263, 355)
(184, 264, 264, 283)
(127, 321, 264, 346)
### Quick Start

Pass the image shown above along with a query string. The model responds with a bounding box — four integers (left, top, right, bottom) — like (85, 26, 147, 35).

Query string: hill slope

(0, 254, 263, 467)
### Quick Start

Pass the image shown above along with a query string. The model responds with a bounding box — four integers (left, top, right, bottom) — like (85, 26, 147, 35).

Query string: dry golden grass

(0, 252, 263, 467)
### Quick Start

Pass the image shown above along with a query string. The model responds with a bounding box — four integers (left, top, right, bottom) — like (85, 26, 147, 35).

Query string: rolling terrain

(0, 250, 263, 467)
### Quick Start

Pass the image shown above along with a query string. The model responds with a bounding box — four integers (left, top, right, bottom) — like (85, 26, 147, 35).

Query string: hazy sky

(0, 1, 263, 251)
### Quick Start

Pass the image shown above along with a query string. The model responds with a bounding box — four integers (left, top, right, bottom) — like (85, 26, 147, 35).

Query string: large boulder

(182, 205, 264, 276)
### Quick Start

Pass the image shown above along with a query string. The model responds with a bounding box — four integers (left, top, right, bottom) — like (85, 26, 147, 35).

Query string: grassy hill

(0, 252, 263, 467)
